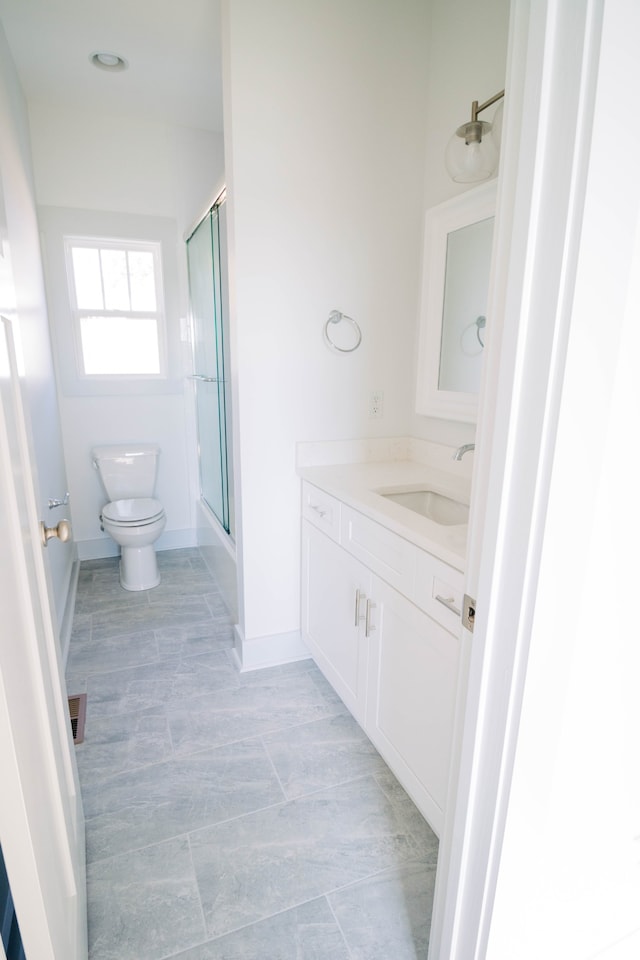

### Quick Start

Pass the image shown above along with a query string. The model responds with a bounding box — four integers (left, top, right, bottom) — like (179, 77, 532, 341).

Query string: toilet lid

(102, 498, 164, 524)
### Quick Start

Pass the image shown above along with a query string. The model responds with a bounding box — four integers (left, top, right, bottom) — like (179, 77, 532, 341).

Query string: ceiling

(0, 0, 224, 133)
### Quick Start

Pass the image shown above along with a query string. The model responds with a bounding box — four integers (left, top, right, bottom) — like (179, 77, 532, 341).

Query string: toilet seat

(102, 497, 165, 526)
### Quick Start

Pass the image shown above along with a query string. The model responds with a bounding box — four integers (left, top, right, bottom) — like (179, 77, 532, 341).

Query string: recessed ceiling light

(90, 52, 128, 72)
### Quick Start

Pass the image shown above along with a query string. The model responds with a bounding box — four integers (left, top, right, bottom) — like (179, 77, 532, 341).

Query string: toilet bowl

(92, 444, 166, 591)
(100, 498, 166, 591)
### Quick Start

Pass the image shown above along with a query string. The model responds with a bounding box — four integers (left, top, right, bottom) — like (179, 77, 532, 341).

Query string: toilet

(92, 443, 166, 591)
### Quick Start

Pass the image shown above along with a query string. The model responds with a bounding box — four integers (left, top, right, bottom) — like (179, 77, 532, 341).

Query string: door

(301, 521, 369, 723)
(428, 2, 640, 958)
(0, 313, 87, 959)
(186, 196, 233, 535)
(366, 577, 460, 837)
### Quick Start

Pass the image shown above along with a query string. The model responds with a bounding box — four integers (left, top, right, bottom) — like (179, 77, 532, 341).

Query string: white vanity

(299, 454, 470, 837)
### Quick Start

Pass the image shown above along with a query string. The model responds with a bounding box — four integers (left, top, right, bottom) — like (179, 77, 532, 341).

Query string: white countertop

(299, 459, 471, 571)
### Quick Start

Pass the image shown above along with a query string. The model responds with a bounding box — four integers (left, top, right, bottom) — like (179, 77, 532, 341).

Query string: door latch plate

(462, 594, 476, 633)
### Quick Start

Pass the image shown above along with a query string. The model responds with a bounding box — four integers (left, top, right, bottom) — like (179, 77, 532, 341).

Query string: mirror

(415, 180, 497, 422)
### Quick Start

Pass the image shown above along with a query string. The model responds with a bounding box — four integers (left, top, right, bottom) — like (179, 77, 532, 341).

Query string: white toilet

(92, 443, 166, 591)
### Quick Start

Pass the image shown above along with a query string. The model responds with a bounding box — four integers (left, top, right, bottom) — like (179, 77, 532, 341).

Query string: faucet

(452, 443, 475, 461)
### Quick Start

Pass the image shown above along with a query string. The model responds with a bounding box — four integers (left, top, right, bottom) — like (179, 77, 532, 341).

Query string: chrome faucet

(452, 443, 475, 461)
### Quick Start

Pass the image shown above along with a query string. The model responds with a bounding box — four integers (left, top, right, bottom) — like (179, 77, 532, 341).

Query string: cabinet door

(365, 577, 460, 836)
(301, 521, 370, 722)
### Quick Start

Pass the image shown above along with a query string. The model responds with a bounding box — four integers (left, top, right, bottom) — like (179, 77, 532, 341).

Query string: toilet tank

(92, 444, 161, 501)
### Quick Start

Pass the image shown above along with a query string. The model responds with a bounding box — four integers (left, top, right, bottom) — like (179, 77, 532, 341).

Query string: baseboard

(232, 624, 311, 673)
(157, 528, 198, 552)
(76, 537, 119, 561)
(76, 528, 197, 561)
(60, 557, 80, 668)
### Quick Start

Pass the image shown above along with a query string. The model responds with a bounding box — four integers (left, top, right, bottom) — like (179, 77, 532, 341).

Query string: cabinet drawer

(302, 482, 341, 541)
(413, 550, 464, 633)
(340, 505, 415, 596)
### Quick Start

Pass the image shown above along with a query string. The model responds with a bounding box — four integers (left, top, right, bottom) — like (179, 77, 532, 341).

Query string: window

(64, 237, 166, 378)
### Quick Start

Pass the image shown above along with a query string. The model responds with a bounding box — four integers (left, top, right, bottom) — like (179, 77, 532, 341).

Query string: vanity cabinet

(301, 480, 463, 836)
(301, 521, 370, 723)
(364, 577, 459, 830)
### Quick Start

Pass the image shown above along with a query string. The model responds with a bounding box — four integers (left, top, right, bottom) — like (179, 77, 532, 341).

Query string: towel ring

(323, 310, 362, 353)
(460, 315, 486, 356)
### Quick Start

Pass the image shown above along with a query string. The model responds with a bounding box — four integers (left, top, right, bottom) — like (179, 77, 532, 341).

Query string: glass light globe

(445, 122, 498, 183)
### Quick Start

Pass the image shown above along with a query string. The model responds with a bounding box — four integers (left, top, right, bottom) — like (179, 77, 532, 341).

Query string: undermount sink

(379, 489, 469, 526)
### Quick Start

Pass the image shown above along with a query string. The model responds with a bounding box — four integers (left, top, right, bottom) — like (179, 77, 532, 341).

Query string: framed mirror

(415, 180, 497, 422)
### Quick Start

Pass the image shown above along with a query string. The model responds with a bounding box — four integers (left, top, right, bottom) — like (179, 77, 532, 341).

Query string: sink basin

(379, 489, 469, 525)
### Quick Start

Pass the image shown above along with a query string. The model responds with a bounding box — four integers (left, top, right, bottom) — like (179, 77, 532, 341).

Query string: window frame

(63, 235, 168, 382)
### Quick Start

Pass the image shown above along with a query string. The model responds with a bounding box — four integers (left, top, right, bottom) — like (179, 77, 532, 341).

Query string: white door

(430, 1, 640, 958)
(0, 313, 87, 959)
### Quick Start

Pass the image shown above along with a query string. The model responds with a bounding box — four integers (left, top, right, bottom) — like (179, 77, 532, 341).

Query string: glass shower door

(187, 198, 232, 535)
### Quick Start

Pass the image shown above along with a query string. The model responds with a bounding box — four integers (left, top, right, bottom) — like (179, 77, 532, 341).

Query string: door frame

(429, 0, 626, 955)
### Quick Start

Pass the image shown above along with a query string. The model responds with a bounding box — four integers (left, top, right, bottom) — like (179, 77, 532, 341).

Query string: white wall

(0, 23, 73, 639)
(27, 102, 225, 558)
(410, 0, 511, 447)
(223, 0, 510, 656)
(222, 0, 432, 650)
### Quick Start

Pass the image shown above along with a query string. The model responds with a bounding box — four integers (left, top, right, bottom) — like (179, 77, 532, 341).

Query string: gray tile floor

(66, 548, 438, 960)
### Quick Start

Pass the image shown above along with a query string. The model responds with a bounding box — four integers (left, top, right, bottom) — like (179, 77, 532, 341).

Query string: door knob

(40, 518, 72, 547)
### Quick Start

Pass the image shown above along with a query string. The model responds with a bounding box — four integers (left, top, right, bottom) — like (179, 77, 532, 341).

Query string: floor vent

(67, 694, 87, 745)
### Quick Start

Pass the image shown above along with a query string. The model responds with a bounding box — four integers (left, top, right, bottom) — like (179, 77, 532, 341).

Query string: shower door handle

(189, 375, 221, 383)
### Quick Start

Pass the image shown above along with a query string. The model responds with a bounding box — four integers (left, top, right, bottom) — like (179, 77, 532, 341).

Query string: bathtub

(196, 497, 238, 623)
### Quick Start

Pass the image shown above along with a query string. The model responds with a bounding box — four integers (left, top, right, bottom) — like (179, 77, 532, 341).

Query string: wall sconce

(445, 90, 505, 183)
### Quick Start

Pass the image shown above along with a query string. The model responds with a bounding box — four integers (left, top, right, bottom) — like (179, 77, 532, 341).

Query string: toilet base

(119, 544, 161, 592)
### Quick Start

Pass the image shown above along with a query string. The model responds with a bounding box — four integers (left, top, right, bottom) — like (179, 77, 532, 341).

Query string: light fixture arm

(470, 89, 505, 123)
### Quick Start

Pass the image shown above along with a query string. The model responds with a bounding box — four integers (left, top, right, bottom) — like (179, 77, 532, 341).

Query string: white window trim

(63, 235, 168, 382)
(39, 207, 183, 399)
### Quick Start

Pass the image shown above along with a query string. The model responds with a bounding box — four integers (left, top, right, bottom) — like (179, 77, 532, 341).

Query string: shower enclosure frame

(186, 190, 234, 539)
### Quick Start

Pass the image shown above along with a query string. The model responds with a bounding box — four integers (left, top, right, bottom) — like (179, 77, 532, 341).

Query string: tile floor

(66, 548, 438, 960)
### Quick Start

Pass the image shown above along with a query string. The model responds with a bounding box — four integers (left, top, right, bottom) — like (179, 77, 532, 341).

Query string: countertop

(299, 459, 471, 571)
